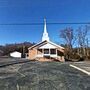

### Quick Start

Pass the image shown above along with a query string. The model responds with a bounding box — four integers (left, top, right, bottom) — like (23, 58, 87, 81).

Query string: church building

(28, 19, 65, 62)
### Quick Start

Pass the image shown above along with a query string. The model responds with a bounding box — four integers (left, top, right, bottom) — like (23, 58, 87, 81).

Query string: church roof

(28, 18, 64, 51)
(28, 40, 64, 50)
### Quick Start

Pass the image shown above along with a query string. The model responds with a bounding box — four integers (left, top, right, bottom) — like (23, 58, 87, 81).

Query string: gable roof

(39, 43, 57, 49)
(28, 40, 64, 50)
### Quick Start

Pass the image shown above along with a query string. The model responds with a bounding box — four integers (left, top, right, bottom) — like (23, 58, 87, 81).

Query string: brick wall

(28, 48, 37, 60)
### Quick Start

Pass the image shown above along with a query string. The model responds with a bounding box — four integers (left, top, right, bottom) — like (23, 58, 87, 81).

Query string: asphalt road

(0, 58, 90, 90)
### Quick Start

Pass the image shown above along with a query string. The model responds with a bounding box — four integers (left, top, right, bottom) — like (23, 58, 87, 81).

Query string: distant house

(10, 51, 21, 58)
(28, 19, 65, 62)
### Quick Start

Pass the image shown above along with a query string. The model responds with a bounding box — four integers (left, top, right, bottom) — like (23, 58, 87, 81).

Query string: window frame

(44, 49, 49, 54)
(50, 49, 56, 54)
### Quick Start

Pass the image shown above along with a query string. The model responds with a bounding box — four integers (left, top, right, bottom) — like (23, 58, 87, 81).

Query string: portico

(37, 48, 57, 57)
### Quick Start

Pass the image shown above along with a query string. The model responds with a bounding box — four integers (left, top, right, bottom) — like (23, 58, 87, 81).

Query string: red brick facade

(28, 41, 65, 62)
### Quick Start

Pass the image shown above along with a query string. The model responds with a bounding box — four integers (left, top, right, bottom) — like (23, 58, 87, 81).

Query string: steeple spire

(42, 18, 50, 41)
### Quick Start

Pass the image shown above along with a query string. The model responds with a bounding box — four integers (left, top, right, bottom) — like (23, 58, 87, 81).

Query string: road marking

(17, 71, 26, 77)
(11, 66, 26, 77)
(70, 64, 90, 76)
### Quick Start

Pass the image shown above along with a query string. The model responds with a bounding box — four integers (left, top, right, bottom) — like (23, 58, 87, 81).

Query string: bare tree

(59, 25, 90, 60)
(77, 25, 89, 57)
(59, 27, 76, 59)
(60, 27, 74, 48)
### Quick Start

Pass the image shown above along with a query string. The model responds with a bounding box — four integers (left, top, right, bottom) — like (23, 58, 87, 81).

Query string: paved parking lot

(0, 57, 30, 67)
(0, 58, 90, 90)
(71, 61, 90, 73)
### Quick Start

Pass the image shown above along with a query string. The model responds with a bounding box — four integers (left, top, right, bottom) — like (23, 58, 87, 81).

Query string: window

(44, 49, 49, 54)
(50, 49, 56, 54)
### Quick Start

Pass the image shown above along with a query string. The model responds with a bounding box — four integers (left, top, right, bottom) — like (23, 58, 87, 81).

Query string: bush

(88, 56, 90, 59)
(69, 53, 80, 59)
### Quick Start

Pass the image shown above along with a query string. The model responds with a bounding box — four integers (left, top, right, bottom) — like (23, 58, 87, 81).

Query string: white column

(49, 48, 50, 55)
(56, 49, 57, 56)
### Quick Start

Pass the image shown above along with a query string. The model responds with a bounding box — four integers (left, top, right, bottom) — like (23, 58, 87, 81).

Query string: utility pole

(22, 45, 25, 58)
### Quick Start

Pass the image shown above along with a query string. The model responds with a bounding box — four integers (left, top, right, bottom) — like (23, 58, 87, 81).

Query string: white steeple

(42, 18, 50, 41)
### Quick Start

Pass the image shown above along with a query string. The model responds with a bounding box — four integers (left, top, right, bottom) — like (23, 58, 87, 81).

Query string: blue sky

(0, 0, 90, 45)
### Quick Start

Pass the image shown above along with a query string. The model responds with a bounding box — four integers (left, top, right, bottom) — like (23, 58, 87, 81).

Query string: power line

(0, 22, 90, 25)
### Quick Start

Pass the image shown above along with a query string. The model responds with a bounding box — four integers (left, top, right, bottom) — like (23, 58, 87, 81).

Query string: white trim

(28, 41, 42, 50)
(39, 43, 57, 49)
(49, 41, 64, 49)
(50, 54, 57, 57)
(28, 40, 64, 50)
(36, 54, 57, 57)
